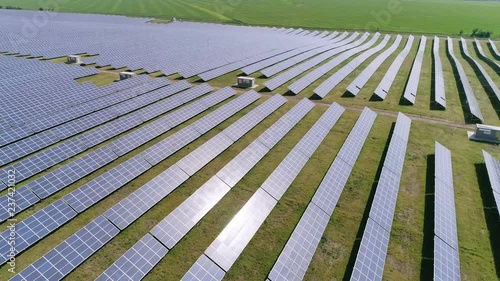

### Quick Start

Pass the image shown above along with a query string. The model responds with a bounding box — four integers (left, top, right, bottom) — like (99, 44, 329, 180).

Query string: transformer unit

(119, 72, 136, 80)
(468, 124, 500, 144)
(236, 76, 257, 89)
(67, 55, 82, 64)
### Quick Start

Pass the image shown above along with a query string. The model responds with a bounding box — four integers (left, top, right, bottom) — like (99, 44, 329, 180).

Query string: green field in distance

(0, 0, 499, 36)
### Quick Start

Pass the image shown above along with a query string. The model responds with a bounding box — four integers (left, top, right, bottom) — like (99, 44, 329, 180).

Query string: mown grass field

(1, 33, 500, 281)
(0, 0, 499, 36)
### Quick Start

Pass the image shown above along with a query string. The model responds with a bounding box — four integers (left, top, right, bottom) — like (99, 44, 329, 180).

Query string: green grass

(1, 33, 500, 280)
(0, 0, 499, 36)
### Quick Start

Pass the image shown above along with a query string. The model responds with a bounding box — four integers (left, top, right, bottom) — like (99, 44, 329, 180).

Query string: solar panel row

(474, 39, 500, 72)
(151, 98, 310, 249)
(262, 31, 355, 80)
(105, 91, 271, 230)
(460, 38, 500, 103)
(373, 35, 415, 100)
(0, 78, 180, 167)
(351, 112, 411, 281)
(488, 39, 500, 59)
(109, 85, 226, 156)
(242, 43, 327, 75)
(0, 88, 239, 263)
(433, 37, 447, 108)
(95, 234, 168, 281)
(314, 35, 392, 98)
(402, 36, 427, 104)
(446, 37, 484, 122)
(346, 35, 402, 96)
(268, 107, 377, 281)
(182, 103, 345, 280)
(482, 151, 500, 217)
(0, 83, 209, 195)
(289, 33, 379, 95)
(264, 32, 365, 91)
(11, 216, 119, 281)
(433, 142, 460, 281)
(96, 98, 309, 281)
(8, 92, 270, 280)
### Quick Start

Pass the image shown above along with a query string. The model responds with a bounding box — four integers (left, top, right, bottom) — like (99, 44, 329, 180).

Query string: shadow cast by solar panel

(487, 43, 500, 61)
(369, 93, 384, 102)
(460, 45, 500, 119)
(475, 163, 500, 279)
(398, 53, 417, 106)
(342, 122, 395, 281)
(282, 90, 296, 96)
(309, 93, 323, 100)
(341, 90, 355, 98)
(446, 41, 479, 124)
(420, 154, 435, 281)
(258, 87, 272, 93)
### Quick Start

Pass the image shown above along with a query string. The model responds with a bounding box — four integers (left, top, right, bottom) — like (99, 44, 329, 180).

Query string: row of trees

(0, 6, 22, 9)
(460, 28, 493, 38)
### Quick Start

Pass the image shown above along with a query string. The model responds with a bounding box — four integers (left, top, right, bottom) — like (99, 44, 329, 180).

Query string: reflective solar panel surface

(402, 36, 427, 104)
(447, 37, 483, 122)
(346, 35, 402, 96)
(373, 35, 414, 100)
(95, 234, 168, 281)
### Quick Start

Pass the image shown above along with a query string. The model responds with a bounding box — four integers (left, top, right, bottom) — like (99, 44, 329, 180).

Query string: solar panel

(434, 178, 458, 250)
(482, 150, 500, 216)
(434, 236, 461, 281)
(336, 107, 377, 166)
(350, 218, 390, 281)
(177, 133, 234, 176)
(194, 90, 259, 135)
(367, 168, 401, 231)
(350, 112, 411, 281)
(151, 176, 231, 249)
(488, 39, 500, 58)
(0, 125, 33, 147)
(104, 165, 189, 230)
(287, 33, 376, 95)
(346, 35, 402, 96)
(474, 38, 500, 73)
(447, 37, 484, 122)
(314, 35, 392, 98)
(204, 188, 277, 271)
(95, 234, 168, 281)
(139, 126, 201, 166)
(402, 36, 427, 104)
(181, 255, 226, 281)
(140, 91, 255, 166)
(62, 157, 152, 213)
(223, 94, 286, 142)
(11, 216, 119, 281)
(0, 186, 40, 222)
(267, 203, 329, 281)
(27, 147, 118, 199)
(267, 107, 377, 280)
(0, 200, 76, 264)
(109, 84, 220, 156)
(435, 142, 453, 186)
(460, 38, 500, 103)
(433, 37, 446, 108)
(216, 140, 269, 188)
(0, 129, 60, 166)
(257, 99, 314, 149)
(373, 35, 414, 100)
